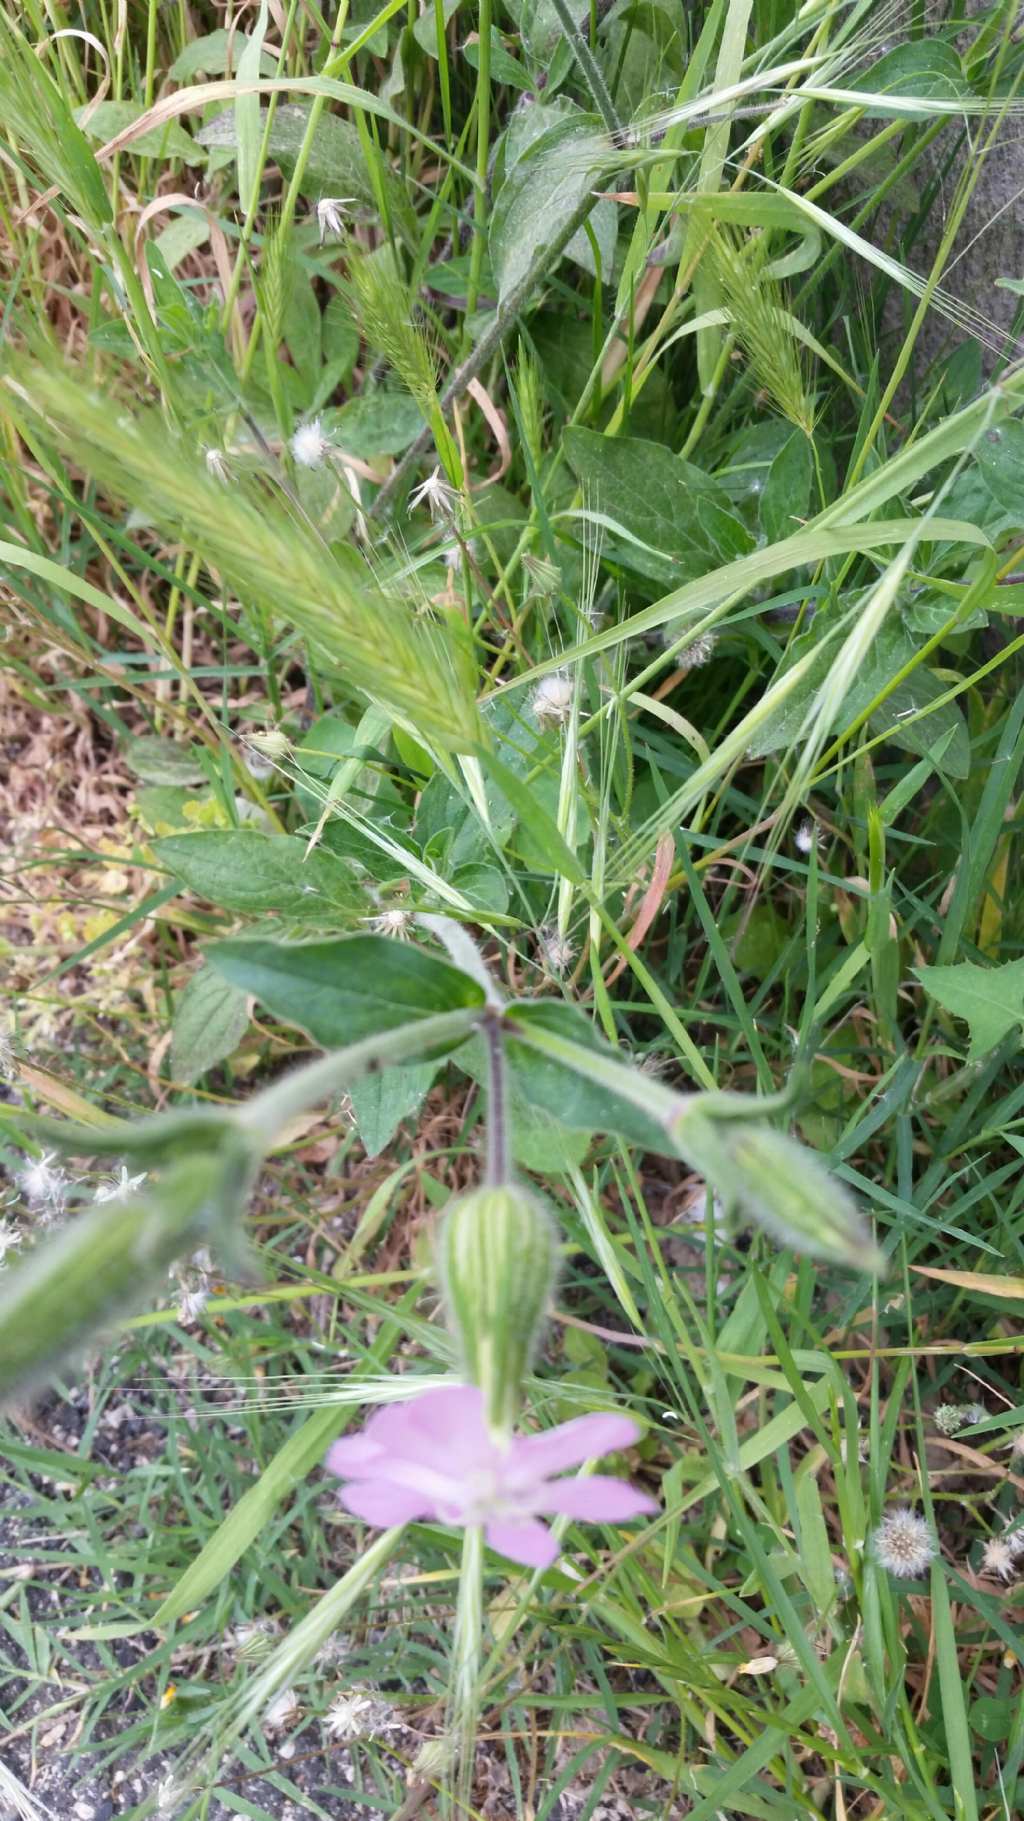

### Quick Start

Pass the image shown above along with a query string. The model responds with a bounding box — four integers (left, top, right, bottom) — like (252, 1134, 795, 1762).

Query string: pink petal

(512, 1412, 640, 1477)
(340, 1480, 433, 1526)
(325, 1435, 385, 1478)
(538, 1475, 658, 1521)
(363, 1385, 491, 1474)
(485, 1518, 560, 1570)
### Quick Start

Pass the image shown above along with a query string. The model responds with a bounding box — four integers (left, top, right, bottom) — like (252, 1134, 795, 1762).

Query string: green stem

(549, 0, 621, 136)
(465, 0, 492, 326)
(482, 1008, 509, 1186)
(447, 1523, 484, 1817)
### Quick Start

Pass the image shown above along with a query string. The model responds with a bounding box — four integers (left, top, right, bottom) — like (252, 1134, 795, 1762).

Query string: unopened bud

(671, 1113, 884, 1274)
(437, 1185, 557, 1433)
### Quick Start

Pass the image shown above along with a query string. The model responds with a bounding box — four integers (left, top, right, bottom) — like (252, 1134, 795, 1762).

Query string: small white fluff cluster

(291, 416, 332, 468)
(871, 1507, 937, 1579)
(94, 1165, 147, 1205)
(409, 465, 459, 522)
(539, 926, 575, 974)
(531, 671, 573, 730)
(323, 1687, 396, 1742)
(264, 1686, 300, 1733)
(980, 1535, 1022, 1582)
(316, 196, 354, 243)
(367, 907, 414, 940)
(18, 1151, 69, 1221)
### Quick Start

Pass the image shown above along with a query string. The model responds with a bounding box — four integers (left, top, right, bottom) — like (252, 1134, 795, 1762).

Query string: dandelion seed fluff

(531, 672, 573, 729)
(291, 417, 331, 468)
(871, 1507, 936, 1578)
(264, 1687, 300, 1733)
(981, 1537, 1017, 1581)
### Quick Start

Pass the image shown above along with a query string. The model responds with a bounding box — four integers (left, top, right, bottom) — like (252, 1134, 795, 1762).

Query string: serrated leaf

(916, 958, 1024, 1059)
(171, 965, 250, 1085)
(208, 934, 485, 1048)
(154, 830, 363, 918)
(564, 427, 753, 585)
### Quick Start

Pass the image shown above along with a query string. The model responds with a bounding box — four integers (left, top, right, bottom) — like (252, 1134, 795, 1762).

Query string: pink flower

(325, 1384, 657, 1569)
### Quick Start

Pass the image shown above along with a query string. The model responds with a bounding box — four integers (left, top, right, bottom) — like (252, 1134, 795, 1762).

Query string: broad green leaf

(154, 830, 363, 918)
(489, 113, 609, 303)
(849, 41, 965, 109)
(209, 934, 485, 1047)
(563, 427, 753, 585)
(171, 964, 250, 1085)
(77, 99, 202, 164)
(976, 420, 1024, 521)
(349, 1060, 439, 1158)
(196, 103, 416, 245)
(501, 99, 616, 279)
(506, 1003, 674, 1155)
(746, 625, 970, 778)
(169, 28, 279, 78)
(916, 958, 1024, 1059)
(760, 431, 813, 545)
(329, 389, 425, 456)
(124, 735, 206, 785)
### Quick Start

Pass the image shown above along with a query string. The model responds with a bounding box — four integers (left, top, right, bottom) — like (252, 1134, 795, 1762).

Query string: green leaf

(153, 830, 363, 918)
(329, 389, 425, 457)
(976, 420, 1024, 521)
(849, 41, 965, 109)
(916, 958, 1024, 1059)
(506, 1003, 674, 1155)
(563, 427, 753, 585)
(349, 1060, 439, 1158)
(489, 112, 609, 303)
(123, 735, 206, 785)
(171, 964, 250, 1085)
(760, 432, 813, 545)
(195, 103, 416, 245)
(77, 99, 202, 164)
(209, 934, 485, 1047)
(169, 29, 279, 78)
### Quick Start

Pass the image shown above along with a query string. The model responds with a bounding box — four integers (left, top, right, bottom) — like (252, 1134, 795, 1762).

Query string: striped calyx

(437, 1185, 557, 1433)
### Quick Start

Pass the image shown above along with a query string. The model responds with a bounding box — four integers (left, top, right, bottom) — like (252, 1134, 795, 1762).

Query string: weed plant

(2, 3, 1024, 1819)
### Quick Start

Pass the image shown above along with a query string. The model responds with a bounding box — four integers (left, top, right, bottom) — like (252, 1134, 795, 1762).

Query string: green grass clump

(2, 3, 1024, 1818)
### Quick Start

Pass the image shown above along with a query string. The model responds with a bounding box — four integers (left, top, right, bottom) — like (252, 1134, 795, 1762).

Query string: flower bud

(671, 1110, 884, 1274)
(437, 1185, 557, 1434)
